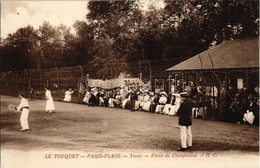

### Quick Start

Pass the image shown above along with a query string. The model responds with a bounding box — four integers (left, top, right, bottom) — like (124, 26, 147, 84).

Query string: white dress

(141, 95, 151, 111)
(45, 90, 55, 111)
(155, 96, 167, 113)
(63, 90, 73, 102)
(83, 91, 91, 104)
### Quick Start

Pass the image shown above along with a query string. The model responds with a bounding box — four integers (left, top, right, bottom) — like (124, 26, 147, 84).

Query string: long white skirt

(46, 99, 55, 111)
(163, 104, 173, 115)
(169, 104, 180, 115)
(63, 95, 71, 102)
(142, 101, 151, 111)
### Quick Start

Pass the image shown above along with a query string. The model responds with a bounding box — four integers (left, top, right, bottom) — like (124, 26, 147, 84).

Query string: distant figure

(218, 84, 227, 120)
(30, 88, 34, 101)
(210, 85, 218, 119)
(171, 83, 176, 93)
(15, 93, 30, 131)
(45, 87, 55, 113)
(63, 88, 74, 102)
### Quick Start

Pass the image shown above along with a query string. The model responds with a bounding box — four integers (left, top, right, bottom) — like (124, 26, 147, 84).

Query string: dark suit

(177, 99, 193, 126)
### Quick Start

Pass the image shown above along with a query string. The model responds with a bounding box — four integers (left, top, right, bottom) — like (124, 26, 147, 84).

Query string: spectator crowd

(70, 82, 259, 126)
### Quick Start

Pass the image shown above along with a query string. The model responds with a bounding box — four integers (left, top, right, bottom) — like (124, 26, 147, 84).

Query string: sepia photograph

(0, 0, 259, 168)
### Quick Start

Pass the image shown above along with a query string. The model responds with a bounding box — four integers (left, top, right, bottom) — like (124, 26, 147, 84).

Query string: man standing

(176, 93, 193, 151)
(16, 93, 30, 131)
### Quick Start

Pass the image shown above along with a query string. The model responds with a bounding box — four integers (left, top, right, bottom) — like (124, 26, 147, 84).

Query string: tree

(37, 22, 80, 68)
(90, 37, 127, 78)
(86, 0, 143, 77)
(55, 24, 79, 67)
(0, 26, 39, 70)
(164, 0, 259, 45)
(139, 7, 166, 60)
(72, 21, 95, 66)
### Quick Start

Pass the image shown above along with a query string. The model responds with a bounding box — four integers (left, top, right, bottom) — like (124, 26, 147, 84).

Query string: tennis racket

(8, 104, 16, 111)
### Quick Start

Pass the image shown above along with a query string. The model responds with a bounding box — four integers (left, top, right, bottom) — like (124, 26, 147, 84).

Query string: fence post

(38, 68, 41, 91)
(79, 65, 83, 80)
(27, 69, 31, 89)
(55, 67, 59, 90)
(108, 63, 113, 79)
(146, 59, 152, 90)
(23, 69, 26, 92)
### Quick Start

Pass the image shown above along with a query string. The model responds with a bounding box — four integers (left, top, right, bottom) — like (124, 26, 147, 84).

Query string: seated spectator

(135, 91, 144, 110)
(141, 91, 151, 111)
(108, 91, 122, 108)
(108, 90, 116, 107)
(243, 94, 259, 125)
(184, 82, 192, 95)
(120, 85, 128, 101)
(102, 91, 110, 107)
(114, 92, 122, 107)
(82, 90, 91, 104)
(228, 93, 243, 123)
(150, 92, 158, 113)
(155, 92, 168, 114)
(122, 90, 132, 109)
(124, 89, 137, 111)
(175, 81, 183, 93)
(88, 91, 96, 106)
(163, 93, 176, 115)
(93, 88, 100, 106)
(99, 89, 106, 106)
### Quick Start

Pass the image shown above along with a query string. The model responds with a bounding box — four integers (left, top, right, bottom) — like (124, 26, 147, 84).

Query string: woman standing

(45, 87, 55, 113)
(63, 88, 74, 102)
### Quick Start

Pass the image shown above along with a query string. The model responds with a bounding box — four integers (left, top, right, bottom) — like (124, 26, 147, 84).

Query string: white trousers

(180, 126, 192, 148)
(20, 109, 29, 130)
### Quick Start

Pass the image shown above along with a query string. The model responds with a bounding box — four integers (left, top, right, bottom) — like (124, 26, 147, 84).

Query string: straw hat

(160, 91, 168, 97)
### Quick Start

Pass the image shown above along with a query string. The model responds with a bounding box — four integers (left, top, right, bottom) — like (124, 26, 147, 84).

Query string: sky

(1, 1, 88, 38)
(1, 0, 164, 39)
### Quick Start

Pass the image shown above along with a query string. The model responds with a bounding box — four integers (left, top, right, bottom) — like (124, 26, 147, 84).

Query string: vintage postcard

(1, 0, 259, 168)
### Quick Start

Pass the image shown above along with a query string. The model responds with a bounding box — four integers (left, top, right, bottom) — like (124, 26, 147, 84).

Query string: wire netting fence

(0, 58, 185, 102)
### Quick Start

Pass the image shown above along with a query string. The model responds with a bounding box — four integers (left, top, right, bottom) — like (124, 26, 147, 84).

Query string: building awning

(166, 38, 259, 71)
